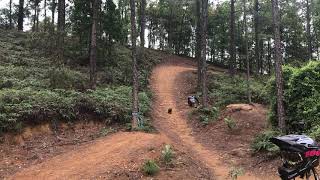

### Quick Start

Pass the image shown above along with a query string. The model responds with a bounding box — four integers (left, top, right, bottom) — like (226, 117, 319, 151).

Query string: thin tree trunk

(57, 0, 65, 61)
(44, 0, 47, 31)
(229, 0, 236, 76)
(9, 0, 12, 29)
(196, 0, 202, 90)
(130, 0, 139, 129)
(254, 0, 261, 74)
(90, 0, 98, 90)
(33, 4, 37, 31)
(140, 0, 146, 48)
(52, 0, 56, 28)
(168, 6, 173, 50)
(201, 0, 208, 108)
(18, 0, 24, 31)
(243, 0, 251, 104)
(267, 39, 272, 75)
(306, 0, 313, 60)
(272, 0, 286, 133)
(36, 1, 40, 32)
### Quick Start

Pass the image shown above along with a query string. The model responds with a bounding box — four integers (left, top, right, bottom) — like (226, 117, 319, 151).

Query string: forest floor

(3, 55, 279, 179)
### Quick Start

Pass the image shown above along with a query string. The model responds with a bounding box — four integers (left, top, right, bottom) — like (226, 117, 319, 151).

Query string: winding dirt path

(9, 56, 272, 180)
(150, 57, 267, 180)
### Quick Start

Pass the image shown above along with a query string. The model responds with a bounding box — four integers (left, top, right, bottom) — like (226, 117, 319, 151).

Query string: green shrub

(142, 160, 160, 175)
(0, 86, 151, 134)
(198, 106, 220, 125)
(224, 117, 237, 130)
(99, 127, 116, 137)
(48, 67, 88, 90)
(229, 167, 244, 180)
(267, 61, 320, 132)
(208, 74, 267, 108)
(161, 144, 174, 165)
(251, 130, 281, 152)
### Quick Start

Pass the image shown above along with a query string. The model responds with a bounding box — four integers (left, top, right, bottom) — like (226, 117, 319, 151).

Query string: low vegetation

(0, 30, 165, 135)
(224, 117, 237, 130)
(161, 144, 174, 165)
(229, 167, 244, 180)
(142, 160, 160, 176)
(208, 73, 268, 108)
(251, 130, 281, 153)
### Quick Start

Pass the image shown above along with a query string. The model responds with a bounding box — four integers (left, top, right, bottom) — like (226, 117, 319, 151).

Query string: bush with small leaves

(224, 117, 237, 130)
(142, 160, 160, 176)
(229, 167, 244, 180)
(161, 144, 174, 165)
(251, 130, 281, 152)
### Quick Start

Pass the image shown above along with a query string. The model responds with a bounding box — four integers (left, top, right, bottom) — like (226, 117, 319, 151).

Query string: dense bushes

(0, 30, 161, 134)
(208, 73, 268, 108)
(267, 61, 320, 133)
(0, 87, 151, 133)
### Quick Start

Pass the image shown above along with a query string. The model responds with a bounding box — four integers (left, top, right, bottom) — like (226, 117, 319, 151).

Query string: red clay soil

(3, 55, 280, 180)
(173, 60, 280, 178)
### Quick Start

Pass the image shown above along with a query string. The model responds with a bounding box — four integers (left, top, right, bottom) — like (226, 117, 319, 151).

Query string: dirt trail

(9, 56, 272, 180)
(10, 132, 170, 180)
(150, 57, 268, 180)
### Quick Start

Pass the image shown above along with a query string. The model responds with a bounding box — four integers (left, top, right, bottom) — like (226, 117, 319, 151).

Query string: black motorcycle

(270, 135, 320, 180)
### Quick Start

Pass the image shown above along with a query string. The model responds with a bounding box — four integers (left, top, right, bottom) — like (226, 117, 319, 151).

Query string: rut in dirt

(150, 57, 269, 180)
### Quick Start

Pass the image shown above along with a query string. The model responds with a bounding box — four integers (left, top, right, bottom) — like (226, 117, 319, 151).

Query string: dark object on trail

(168, 108, 172, 114)
(270, 135, 320, 180)
(188, 96, 199, 107)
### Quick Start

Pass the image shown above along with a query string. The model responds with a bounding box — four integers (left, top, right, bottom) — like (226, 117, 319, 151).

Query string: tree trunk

(44, 0, 47, 31)
(33, 4, 37, 32)
(254, 0, 261, 74)
(9, 0, 12, 29)
(196, 0, 202, 90)
(201, 0, 208, 108)
(90, 0, 98, 90)
(52, 0, 56, 28)
(130, 0, 139, 129)
(140, 0, 146, 47)
(57, 0, 65, 61)
(243, 0, 251, 104)
(36, 1, 40, 32)
(229, 0, 236, 76)
(267, 39, 272, 75)
(306, 0, 313, 60)
(272, 0, 286, 133)
(18, 0, 24, 31)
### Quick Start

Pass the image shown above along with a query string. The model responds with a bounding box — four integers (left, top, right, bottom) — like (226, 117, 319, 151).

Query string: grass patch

(224, 117, 237, 130)
(161, 144, 174, 165)
(251, 130, 281, 153)
(207, 73, 267, 108)
(142, 160, 160, 176)
(0, 30, 165, 135)
(229, 167, 244, 180)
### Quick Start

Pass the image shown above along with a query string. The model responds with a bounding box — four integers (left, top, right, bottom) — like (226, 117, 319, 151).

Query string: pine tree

(272, 0, 286, 132)
(254, 0, 261, 74)
(9, 0, 12, 29)
(196, 0, 202, 90)
(57, 0, 65, 61)
(18, 0, 24, 31)
(229, 0, 236, 76)
(306, 0, 313, 60)
(200, 0, 208, 108)
(243, 0, 251, 104)
(90, 0, 98, 90)
(130, 0, 139, 129)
